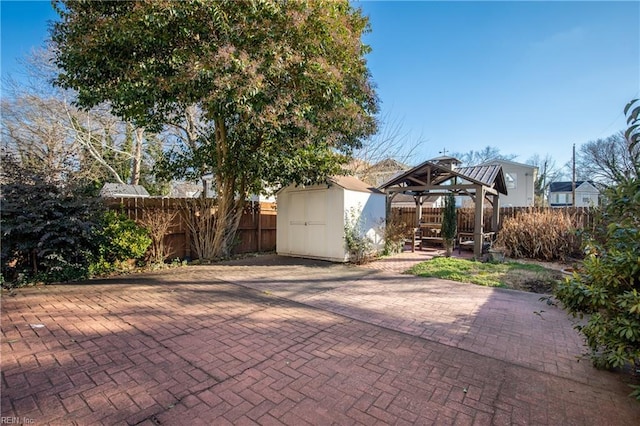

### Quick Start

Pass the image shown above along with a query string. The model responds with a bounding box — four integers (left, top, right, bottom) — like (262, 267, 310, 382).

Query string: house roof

(169, 181, 202, 198)
(367, 158, 409, 173)
(478, 158, 538, 170)
(549, 181, 597, 192)
(379, 160, 508, 196)
(100, 183, 150, 198)
(329, 175, 384, 194)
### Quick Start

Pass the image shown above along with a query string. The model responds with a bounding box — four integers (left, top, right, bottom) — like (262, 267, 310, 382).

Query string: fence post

(257, 202, 262, 252)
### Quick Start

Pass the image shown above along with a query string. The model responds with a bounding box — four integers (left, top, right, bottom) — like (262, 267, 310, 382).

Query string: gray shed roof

(100, 183, 150, 198)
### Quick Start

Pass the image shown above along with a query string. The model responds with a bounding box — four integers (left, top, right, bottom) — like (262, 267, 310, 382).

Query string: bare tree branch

(576, 131, 639, 185)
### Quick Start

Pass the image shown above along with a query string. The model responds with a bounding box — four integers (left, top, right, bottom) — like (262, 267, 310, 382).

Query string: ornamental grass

(495, 209, 582, 261)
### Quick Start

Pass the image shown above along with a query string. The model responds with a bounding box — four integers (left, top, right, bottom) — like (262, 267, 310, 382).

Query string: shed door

(288, 190, 327, 257)
(289, 192, 307, 255)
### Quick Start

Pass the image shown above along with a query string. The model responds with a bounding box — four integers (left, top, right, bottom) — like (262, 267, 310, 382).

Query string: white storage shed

(276, 176, 386, 262)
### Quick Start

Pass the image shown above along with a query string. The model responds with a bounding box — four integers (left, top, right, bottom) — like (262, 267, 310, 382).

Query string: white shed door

(288, 190, 327, 257)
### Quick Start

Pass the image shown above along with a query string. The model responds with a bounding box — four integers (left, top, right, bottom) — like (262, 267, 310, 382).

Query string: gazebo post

(491, 194, 500, 234)
(414, 195, 423, 227)
(386, 193, 398, 223)
(474, 186, 485, 258)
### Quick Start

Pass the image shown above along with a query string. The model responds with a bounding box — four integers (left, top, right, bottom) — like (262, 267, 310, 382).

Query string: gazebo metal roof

(379, 159, 508, 197)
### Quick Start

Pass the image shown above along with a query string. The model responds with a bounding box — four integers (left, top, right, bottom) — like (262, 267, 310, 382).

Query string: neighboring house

(170, 178, 276, 202)
(249, 193, 277, 203)
(477, 159, 537, 207)
(389, 193, 440, 208)
(100, 183, 150, 198)
(169, 181, 203, 198)
(549, 181, 600, 207)
(360, 158, 410, 187)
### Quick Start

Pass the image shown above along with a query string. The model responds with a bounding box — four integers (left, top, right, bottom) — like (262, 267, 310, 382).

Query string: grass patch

(406, 257, 562, 293)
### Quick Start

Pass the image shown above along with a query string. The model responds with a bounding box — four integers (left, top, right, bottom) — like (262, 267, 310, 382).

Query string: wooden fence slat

(390, 206, 594, 234)
(104, 198, 277, 260)
(105, 197, 594, 261)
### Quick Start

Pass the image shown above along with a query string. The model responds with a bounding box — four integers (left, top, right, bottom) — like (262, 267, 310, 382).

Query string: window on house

(505, 172, 517, 189)
(555, 193, 567, 204)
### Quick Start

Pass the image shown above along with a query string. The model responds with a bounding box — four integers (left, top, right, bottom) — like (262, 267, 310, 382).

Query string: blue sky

(2, 1, 639, 169)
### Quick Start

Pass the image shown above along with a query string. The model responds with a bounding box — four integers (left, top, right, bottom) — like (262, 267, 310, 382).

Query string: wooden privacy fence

(104, 197, 277, 260)
(391, 206, 595, 234)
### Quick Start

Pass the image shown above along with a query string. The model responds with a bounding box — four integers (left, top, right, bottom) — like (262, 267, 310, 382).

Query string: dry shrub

(495, 209, 581, 261)
(181, 198, 217, 261)
(137, 208, 179, 263)
(384, 210, 413, 254)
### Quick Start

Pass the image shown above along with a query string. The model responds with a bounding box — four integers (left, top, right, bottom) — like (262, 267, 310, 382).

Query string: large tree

(1, 47, 167, 194)
(52, 0, 378, 258)
(576, 130, 639, 186)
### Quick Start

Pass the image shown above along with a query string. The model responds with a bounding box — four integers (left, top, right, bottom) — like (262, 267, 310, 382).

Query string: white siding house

(478, 159, 537, 207)
(276, 176, 386, 262)
(549, 181, 600, 207)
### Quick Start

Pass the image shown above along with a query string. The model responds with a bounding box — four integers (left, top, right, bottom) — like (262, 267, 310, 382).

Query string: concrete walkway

(2, 253, 639, 425)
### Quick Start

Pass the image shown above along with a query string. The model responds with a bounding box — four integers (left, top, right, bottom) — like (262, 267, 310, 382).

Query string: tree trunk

(131, 126, 143, 185)
(206, 116, 248, 259)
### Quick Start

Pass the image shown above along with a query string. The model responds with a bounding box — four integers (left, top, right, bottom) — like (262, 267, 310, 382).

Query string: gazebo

(380, 156, 508, 258)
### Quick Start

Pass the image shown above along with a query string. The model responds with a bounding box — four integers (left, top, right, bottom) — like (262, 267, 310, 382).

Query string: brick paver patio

(2, 252, 639, 425)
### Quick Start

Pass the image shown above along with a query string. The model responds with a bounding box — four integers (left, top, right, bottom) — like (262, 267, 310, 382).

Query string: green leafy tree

(441, 193, 457, 257)
(554, 100, 640, 398)
(52, 0, 378, 258)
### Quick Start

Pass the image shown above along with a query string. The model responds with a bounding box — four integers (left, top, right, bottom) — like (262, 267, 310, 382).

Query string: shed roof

(100, 183, 150, 198)
(329, 175, 384, 194)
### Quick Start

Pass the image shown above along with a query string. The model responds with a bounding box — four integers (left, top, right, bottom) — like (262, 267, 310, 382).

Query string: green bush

(91, 210, 152, 273)
(1, 156, 100, 285)
(344, 206, 373, 264)
(554, 100, 640, 399)
(554, 178, 640, 395)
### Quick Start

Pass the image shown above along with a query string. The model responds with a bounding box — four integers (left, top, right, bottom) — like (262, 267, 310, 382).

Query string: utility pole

(572, 143, 576, 207)
(542, 160, 548, 207)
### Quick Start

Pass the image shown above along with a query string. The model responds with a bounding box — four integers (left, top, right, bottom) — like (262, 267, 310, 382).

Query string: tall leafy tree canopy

(52, 0, 378, 257)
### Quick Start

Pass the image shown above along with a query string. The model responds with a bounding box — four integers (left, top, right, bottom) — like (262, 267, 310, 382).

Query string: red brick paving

(2, 252, 639, 425)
